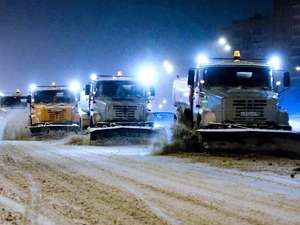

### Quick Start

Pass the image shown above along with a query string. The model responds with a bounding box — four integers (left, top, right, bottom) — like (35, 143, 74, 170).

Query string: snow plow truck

(173, 51, 300, 154)
(28, 84, 80, 135)
(79, 73, 165, 144)
(0, 89, 29, 118)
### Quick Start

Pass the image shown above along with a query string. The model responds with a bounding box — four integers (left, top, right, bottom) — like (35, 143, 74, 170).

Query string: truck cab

(173, 52, 292, 130)
(0, 90, 29, 117)
(80, 74, 155, 129)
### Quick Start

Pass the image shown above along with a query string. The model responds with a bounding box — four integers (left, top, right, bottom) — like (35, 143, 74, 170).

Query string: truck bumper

(29, 123, 80, 135)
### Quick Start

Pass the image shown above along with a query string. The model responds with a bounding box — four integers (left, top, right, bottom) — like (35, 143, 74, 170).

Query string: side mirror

(150, 87, 155, 97)
(85, 84, 91, 95)
(283, 72, 291, 88)
(188, 69, 195, 87)
(27, 95, 31, 104)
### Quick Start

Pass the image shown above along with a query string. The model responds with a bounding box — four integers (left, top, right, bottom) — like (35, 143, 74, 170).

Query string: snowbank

(1, 108, 31, 140)
(290, 116, 300, 132)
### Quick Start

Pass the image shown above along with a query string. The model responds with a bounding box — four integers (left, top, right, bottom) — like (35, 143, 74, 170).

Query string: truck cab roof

(94, 75, 136, 82)
(197, 59, 270, 69)
(33, 85, 69, 92)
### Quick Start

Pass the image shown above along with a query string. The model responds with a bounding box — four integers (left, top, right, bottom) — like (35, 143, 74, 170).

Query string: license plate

(240, 112, 259, 117)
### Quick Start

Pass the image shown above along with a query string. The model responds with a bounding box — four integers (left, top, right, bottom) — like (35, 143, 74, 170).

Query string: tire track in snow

(0, 195, 55, 225)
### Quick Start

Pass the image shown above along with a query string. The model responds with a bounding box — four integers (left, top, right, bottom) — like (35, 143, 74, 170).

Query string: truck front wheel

(80, 117, 90, 131)
(195, 113, 201, 129)
(182, 108, 193, 128)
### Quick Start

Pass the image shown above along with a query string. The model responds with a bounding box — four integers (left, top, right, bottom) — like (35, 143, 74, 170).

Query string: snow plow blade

(197, 129, 300, 156)
(29, 124, 80, 137)
(89, 126, 165, 145)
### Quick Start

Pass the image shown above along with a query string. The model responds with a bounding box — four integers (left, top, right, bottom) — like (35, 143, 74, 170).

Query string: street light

(296, 66, 300, 72)
(218, 37, 227, 46)
(0, 91, 4, 97)
(224, 44, 232, 52)
(163, 60, 174, 74)
(162, 99, 167, 104)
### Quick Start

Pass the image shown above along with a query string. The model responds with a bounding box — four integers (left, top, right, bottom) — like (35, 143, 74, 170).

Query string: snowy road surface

(0, 141, 300, 225)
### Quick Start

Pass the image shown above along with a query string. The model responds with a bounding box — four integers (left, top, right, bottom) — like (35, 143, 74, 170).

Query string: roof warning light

(234, 50, 241, 60)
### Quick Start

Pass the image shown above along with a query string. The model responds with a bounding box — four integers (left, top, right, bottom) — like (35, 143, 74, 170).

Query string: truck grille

(47, 110, 65, 122)
(231, 99, 267, 123)
(113, 105, 137, 120)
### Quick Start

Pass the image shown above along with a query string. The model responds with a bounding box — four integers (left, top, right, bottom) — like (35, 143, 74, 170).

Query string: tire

(80, 117, 89, 131)
(196, 113, 201, 129)
(183, 108, 193, 128)
(89, 116, 94, 128)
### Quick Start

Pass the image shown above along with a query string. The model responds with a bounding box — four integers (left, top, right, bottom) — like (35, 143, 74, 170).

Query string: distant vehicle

(173, 51, 300, 152)
(0, 95, 28, 108)
(152, 111, 175, 128)
(28, 84, 80, 135)
(0, 89, 29, 118)
(80, 73, 164, 144)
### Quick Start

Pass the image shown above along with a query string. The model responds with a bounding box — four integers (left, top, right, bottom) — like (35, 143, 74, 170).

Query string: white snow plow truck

(173, 51, 300, 154)
(80, 73, 164, 144)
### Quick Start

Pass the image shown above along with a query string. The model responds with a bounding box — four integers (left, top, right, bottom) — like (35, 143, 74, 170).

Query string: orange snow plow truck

(28, 84, 80, 135)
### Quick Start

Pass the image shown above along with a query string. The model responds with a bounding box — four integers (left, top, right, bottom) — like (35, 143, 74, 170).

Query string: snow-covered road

(0, 141, 300, 225)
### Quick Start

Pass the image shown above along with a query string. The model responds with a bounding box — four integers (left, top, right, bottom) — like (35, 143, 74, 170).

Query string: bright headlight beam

(90, 73, 97, 81)
(137, 65, 157, 86)
(268, 56, 281, 70)
(29, 83, 37, 92)
(69, 81, 81, 93)
(196, 54, 209, 66)
(276, 80, 281, 86)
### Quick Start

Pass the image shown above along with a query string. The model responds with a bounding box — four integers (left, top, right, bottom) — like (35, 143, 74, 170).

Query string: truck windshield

(1, 96, 27, 107)
(95, 81, 145, 98)
(33, 90, 75, 103)
(203, 66, 272, 89)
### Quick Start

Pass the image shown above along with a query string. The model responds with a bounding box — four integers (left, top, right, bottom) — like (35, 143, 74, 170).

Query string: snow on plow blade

(29, 124, 79, 136)
(197, 129, 300, 156)
(89, 126, 165, 145)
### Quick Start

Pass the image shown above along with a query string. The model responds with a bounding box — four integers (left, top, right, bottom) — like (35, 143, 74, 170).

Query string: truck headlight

(202, 111, 216, 126)
(94, 113, 101, 122)
(31, 116, 39, 124)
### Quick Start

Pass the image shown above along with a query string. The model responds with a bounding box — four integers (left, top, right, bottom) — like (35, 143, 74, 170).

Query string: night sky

(0, 0, 272, 92)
